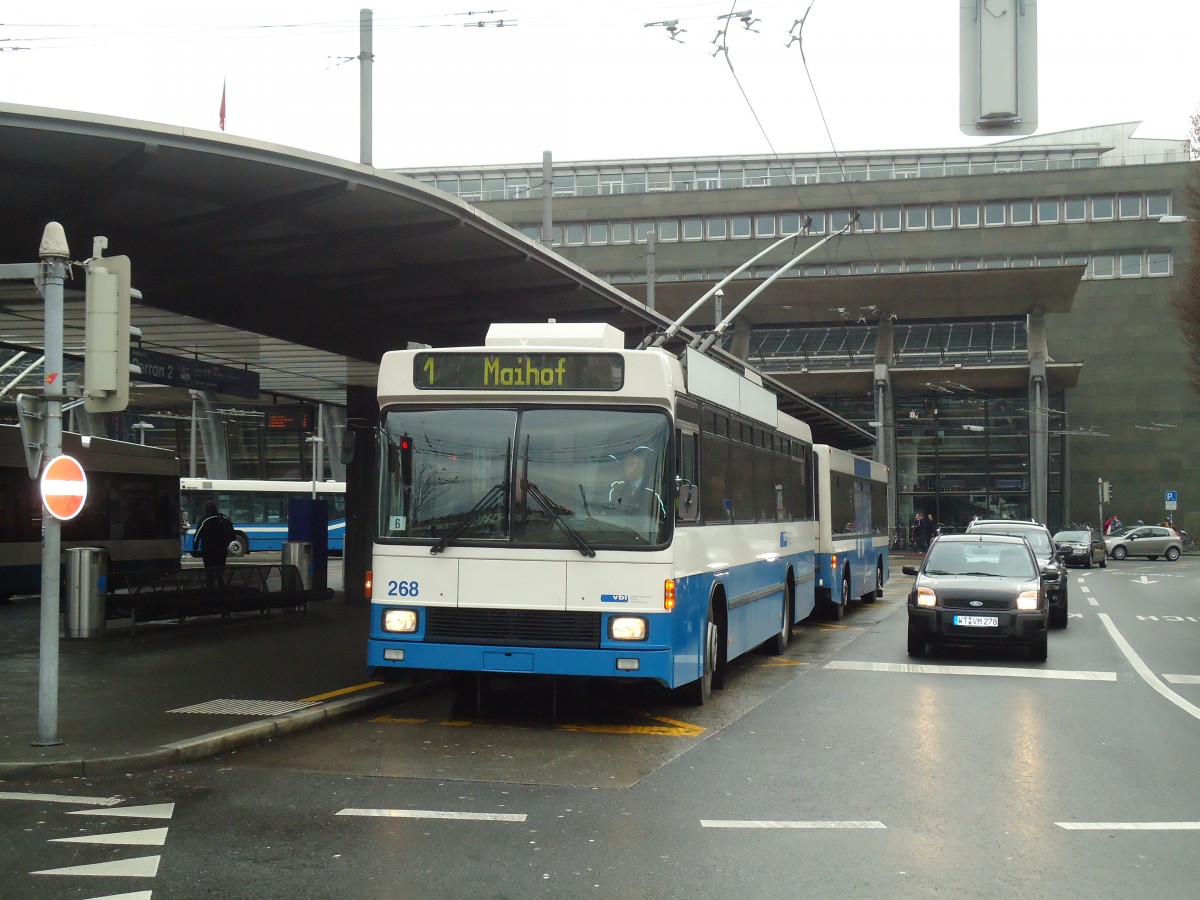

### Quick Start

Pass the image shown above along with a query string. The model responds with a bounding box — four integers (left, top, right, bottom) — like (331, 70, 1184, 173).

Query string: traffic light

(83, 254, 131, 413)
(1102, 481, 1112, 503)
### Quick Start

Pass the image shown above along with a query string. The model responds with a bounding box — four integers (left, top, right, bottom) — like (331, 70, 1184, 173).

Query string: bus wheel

(861, 563, 882, 604)
(766, 586, 792, 655)
(228, 532, 249, 557)
(682, 604, 717, 705)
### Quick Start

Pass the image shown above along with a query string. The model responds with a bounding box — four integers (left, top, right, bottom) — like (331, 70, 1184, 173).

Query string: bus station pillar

(287, 498, 328, 592)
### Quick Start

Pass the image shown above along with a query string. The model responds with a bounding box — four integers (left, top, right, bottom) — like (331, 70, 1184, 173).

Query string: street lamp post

(132, 421, 155, 445)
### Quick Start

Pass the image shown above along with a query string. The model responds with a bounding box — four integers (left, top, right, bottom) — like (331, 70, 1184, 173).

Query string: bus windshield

(379, 407, 671, 549)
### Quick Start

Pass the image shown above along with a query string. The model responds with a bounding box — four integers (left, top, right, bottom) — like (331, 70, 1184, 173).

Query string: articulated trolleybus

(368, 321, 820, 703)
(813, 444, 890, 620)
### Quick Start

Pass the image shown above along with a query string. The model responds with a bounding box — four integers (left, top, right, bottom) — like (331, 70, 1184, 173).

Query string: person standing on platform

(193, 500, 236, 590)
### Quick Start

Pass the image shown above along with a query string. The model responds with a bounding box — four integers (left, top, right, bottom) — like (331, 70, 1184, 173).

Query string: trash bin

(65, 546, 107, 639)
(281, 541, 313, 591)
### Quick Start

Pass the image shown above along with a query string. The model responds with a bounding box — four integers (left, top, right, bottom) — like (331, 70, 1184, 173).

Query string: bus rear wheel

(766, 584, 793, 655)
(228, 532, 249, 557)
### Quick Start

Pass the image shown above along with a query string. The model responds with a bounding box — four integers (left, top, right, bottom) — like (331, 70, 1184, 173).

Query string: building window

(880, 261, 903, 273)
(587, 222, 609, 244)
(1037, 199, 1059, 223)
(1010, 200, 1033, 225)
(731, 216, 752, 239)
(959, 259, 981, 270)
(807, 211, 826, 234)
(1147, 194, 1171, 218)
(1091, 255, 1114, 279)
(682, 218, 703, 240)
(564, 224, 586, 246)
(854, 263, 877, 275)
(831, 210, 853, 232)
(611, 222, 632, 244)
(1118, 194, 1141, 219)
(932, 205, 954, 229)
(755, 214, 777, 237)
(958, 204, 980, 227)
(907, 261, 930, 272)
(706, 217, 728, 240)
(983, 258, 1006, 269)
(1091, 196, 1114, 220)
(984, 201, 1006, 226)
(1064, 198, 1087, 221)
(1147, 251, 1171, 276)
(635, 221, 655, 243)
(1036, 255, 1061, 267)
(647, 171, 670, 192)
(658, 220, 680, 242)
(881, 207, 902, 231)
(575, 174, 599, 197)
(855, 210, 876, 232)
(931, 260, 955, 272)
(781, 213, 803, 233)
(905, 207, 928, 230)
(1065, 254, 1088, 267)
(518, 225, 540, 241)
(1011, 257, 1033, 268)
(1118, 253, 1141, 277)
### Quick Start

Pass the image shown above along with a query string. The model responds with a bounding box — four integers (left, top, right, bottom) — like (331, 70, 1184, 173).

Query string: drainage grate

(168, 699, 318, 716)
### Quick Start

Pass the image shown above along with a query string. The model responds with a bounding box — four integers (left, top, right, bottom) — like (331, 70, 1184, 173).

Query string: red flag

(219, 79, 226, 131)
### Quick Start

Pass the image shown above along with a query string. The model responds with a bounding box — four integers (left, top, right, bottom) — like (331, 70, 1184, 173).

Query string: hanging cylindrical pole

(541, 151, 553, 250)
(36, 222, 70, 747)
(645, 232, 656, 312)
(359, 9, 374, 166)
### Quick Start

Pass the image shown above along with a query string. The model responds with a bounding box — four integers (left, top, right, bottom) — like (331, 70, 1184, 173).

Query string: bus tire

(861, 562, 882, 604)
(681, 602, 717, 705)
(228, 532, 249, 557)
(766, 582, 793, 655)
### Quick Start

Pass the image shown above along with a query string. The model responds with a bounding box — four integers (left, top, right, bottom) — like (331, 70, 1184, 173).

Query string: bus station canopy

(0, 103, 878, 446)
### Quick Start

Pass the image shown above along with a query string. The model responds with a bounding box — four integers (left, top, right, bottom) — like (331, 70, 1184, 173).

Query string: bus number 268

(387, 580, 420, 597)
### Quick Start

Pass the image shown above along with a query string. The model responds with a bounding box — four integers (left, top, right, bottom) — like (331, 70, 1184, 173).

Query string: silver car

(1104, 526, 1183, 561)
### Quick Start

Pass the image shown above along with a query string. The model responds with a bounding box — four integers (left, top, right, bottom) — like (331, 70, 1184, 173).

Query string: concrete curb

(0, 680, 431, 781)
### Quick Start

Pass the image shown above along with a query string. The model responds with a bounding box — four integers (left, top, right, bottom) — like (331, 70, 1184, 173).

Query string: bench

(106, 563, 331, 636)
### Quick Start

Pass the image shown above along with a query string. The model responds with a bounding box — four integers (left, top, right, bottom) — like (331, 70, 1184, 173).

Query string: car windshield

(1054, 531, 1090, 542)
(924, 542, 1037, 579)
(972, 526, 1052, 557)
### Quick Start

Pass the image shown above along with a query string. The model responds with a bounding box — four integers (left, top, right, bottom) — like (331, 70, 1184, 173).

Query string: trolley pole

(36, 223, 71, 746)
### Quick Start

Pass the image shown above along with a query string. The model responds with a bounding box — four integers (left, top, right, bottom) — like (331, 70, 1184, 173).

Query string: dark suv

(965, 519, 1069, 628)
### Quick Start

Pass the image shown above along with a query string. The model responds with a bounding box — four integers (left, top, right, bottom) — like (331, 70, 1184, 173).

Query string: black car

(1052, 527, 1107, 569)
(966, 519, 1070, 628)
(905, 533, 1049, 661)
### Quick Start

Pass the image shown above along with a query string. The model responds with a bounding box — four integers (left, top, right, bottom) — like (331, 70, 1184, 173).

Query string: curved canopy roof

(0, 104, 871, 446)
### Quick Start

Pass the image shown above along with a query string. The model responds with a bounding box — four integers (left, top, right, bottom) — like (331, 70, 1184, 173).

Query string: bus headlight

(1016, 591, 1040, 611)
(610, 616, 648, 641)
(382, 608, 418, 633)
(916, 586, 937, 607)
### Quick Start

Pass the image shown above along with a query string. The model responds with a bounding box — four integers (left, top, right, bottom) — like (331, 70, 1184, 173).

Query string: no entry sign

(40, 454, 88, 521)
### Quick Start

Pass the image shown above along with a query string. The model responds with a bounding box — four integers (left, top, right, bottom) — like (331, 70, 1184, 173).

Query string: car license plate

(953, 615, 998, 628)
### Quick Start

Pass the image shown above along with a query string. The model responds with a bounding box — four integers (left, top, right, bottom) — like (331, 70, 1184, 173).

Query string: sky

(1, 1, 1197, 169)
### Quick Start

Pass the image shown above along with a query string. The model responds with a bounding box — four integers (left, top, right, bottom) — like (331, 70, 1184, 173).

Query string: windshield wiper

(523, 479, 596, 558)
(430, 482, 506, 555)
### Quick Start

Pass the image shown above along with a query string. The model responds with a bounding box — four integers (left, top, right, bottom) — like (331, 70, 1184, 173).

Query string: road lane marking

(0, 792, 122, 806)
(1163, 674, 1200, 684)
(337, 808, 526, 822)
(1098, 613, 1200, 722)
(52, 827, 168, 846)
(1057, 822, 1200, 831)
(69, 803, 175, 819)
(302, 681, 383, 702)
(32, 855, 161, 878)
(701, 820, 886, 829)
(825, 661, 1116, 681)
(1087, 596, 1099, 606)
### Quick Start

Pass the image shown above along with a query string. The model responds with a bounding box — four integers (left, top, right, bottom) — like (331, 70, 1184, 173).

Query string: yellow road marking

(759, 657, 807, 667)
(368, 708, 705, 737)
(302, 681, 383, 702)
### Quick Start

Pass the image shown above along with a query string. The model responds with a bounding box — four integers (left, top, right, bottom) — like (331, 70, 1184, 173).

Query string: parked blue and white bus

(368, 321, 820, 703)
(180, 478, 346, 557)
(813, 444, 890, 620)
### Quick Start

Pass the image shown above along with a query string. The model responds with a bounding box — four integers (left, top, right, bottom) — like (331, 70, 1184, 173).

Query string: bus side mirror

(676, 481, 699, 522)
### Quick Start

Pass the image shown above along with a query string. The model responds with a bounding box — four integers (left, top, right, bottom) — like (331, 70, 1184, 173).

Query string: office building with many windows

(400, 124, 1197, 536)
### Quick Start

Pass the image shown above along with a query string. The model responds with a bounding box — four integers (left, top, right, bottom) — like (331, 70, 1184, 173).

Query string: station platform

(0, 580, 419, 782)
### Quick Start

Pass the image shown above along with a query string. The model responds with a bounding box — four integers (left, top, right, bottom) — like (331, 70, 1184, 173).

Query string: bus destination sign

(414, 352, 624, 392)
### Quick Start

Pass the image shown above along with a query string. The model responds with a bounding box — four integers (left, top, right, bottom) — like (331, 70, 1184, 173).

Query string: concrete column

(1027, 308, 1048, 524)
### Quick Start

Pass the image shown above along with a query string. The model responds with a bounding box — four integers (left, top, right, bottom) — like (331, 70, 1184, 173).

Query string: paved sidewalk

(0, 591, 420, 781)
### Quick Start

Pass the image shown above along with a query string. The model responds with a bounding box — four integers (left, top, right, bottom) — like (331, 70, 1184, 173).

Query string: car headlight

(610, 616, 648, 641)
(382, 608, 418, 633)
(915, 586, 937, 607)
(1016, 591, 1040, 611)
